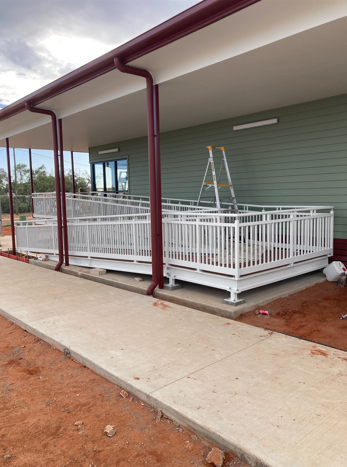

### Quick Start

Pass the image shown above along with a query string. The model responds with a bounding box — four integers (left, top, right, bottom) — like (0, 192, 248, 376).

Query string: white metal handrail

(87, 192, 333, 212)
(19, 195, 334, 302)
(32, 192, 333, 218)
(32, 193, 219, 219)
(16, 208, 334, 274)
(32, 193, 334, 220)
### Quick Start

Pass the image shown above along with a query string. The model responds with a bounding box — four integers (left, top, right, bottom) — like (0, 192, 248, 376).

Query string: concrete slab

(0, 256, 346, 467)
(153, 333, 347, 467)
(0, 235, 14, 251)
(90, 268, 107, 276)
(28, 258, 326, 319)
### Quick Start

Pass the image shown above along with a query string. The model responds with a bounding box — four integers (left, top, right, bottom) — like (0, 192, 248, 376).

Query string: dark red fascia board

(0, 0, 260, 124)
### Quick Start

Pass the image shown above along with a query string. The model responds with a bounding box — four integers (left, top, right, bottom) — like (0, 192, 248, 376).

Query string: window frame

(90, 157, 128, 193)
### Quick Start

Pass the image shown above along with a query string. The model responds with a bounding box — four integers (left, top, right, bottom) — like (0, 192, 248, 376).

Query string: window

(91, 159, 128, 193)
(105, 161, 116, 191)
(94, 162, 104, 192)
(117, 159, 128, 192)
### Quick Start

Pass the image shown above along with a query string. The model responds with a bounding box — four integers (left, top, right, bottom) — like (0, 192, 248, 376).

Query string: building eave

(0, 0, 259, 123)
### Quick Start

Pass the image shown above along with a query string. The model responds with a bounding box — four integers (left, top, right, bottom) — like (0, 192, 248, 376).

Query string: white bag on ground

(323, 261, 347, 282)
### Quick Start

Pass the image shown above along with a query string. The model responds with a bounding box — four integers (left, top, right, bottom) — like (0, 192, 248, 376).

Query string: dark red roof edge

(0, 0, 260, 123)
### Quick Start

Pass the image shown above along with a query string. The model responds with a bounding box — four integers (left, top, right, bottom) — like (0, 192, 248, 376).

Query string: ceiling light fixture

(233, 118, 278, 131)
(98, 148, 119, 155)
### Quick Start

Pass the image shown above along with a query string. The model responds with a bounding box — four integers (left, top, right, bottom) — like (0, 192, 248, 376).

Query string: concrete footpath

(31, 258, 326, 320)
(1, 257, 346, 467)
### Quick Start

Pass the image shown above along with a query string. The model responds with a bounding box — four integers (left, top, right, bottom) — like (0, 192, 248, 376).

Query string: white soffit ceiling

(133, 0, 347, 84)
(0, 0, 347, 150)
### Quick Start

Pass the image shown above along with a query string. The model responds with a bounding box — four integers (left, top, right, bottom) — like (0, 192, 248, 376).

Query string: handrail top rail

(16, 207, 334, 226)
(31, 192, 333, 211)
(32, 193, 220, 212)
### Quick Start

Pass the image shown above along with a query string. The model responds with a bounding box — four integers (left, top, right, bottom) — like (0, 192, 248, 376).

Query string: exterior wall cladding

(90, 93, 347, 264)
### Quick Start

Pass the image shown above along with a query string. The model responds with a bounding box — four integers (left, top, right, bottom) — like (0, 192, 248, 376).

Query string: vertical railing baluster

(221, 221, 225, 268)
(133, 219, 137, 261)
(52, 224, 55, 254)
(330, 209, 334, 252)
(325, 215, 328, 249)
(196, 217, 200, 270)
(235, 218, 240, 279)
(164, 218, 168, 267)
(250, 224, 253, 266)
(290, 214, 294, 260)
(262, 214, 266, 264)
(228, 222, 231, 268)
(185, 216, 188, 262)
(87, 223, 90, 258)
(268, 217, 271, 261)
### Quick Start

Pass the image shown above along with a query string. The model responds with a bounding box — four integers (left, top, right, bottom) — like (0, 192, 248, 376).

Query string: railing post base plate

(224, 295, 245, 306)
(164, 275, 181, 291)
(164, 283, 182, 291)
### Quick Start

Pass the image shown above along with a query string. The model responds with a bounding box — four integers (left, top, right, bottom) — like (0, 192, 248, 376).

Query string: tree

(0, 172, 9, 215)
(13, 163, 30, 214)
(64, 169, 90, 193)
(32, 165, 56, 193)
(0, 164, 90, 214)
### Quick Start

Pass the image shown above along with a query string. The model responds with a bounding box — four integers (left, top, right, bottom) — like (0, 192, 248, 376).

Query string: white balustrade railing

(16, 207, 334, 284)
(16, 214, 152, 263)
(33, 192, 334, 219)
(32, 193, 219, 219)
(163, 209, 334, 277)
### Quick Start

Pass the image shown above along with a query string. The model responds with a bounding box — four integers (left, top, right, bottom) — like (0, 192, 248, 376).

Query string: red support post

(71, 151, 76, 194)
(58, 119, 69, 266)
(25, 103, 64, 271)
(28, 148, 34, 214)
(153, 84, 164, 289)
(5, 138, 16, 255)
(114, 57, 160, 295)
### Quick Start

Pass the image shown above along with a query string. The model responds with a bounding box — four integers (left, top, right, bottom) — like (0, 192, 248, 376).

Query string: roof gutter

(0, 0, 260, 123)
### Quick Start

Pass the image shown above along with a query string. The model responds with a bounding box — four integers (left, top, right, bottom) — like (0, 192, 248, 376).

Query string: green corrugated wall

(90, 93, 347, 239)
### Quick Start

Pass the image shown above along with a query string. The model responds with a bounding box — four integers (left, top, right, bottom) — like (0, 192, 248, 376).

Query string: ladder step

(198, 146, 238, 212)
(204, 182, 232, 187)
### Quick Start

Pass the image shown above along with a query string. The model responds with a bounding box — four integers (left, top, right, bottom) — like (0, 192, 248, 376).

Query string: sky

(0, 0, 198, 174)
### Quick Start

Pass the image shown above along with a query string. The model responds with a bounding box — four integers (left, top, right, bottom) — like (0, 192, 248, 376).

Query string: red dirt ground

(0, 315, 248, 467)
(2, 226, 15, 237)
(1, 213, 32, 221)
(237, 281, 347, 352)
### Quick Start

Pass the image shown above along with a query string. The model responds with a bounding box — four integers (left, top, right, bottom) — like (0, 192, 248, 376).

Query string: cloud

(0, 0, 198, 106)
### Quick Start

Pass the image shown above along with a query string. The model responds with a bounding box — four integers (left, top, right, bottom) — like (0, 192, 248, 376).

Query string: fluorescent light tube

(98, 148, 119, 155)
(233, 118, 278, 131)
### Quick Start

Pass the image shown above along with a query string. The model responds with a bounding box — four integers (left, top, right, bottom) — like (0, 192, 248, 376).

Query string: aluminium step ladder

(197, 146, 238, 212)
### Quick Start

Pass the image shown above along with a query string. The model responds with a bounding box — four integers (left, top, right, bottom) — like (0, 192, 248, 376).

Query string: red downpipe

(58, 119, 69, 266)
(153, 84, 164, 289)
(71, 151, 76, 194)
(114, 57, 162, 295)
(5, 138, 16, 255)
(28, 148, 34, 214)
(24, 103, 64, 271)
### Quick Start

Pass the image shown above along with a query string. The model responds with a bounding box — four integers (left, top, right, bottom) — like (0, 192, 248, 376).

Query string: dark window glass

(91, 159, 128, 193)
